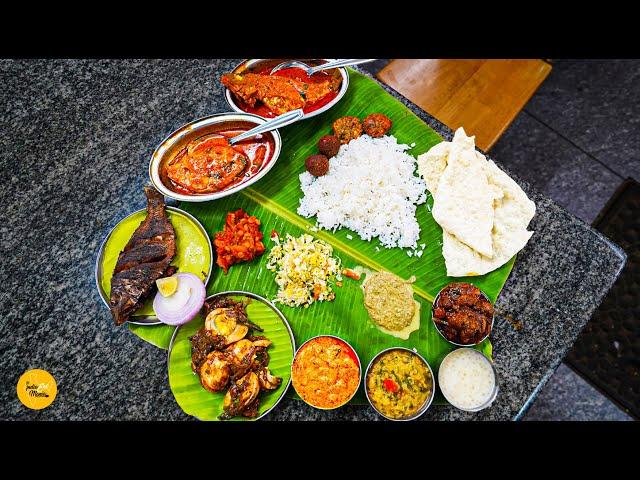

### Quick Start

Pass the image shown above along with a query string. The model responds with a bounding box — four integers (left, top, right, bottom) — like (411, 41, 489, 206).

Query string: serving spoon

(270, 59, 377, 76)
(229, 109, 304, 144)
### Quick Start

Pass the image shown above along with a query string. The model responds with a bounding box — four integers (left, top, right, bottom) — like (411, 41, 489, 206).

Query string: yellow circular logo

(17, 369, 57, 410)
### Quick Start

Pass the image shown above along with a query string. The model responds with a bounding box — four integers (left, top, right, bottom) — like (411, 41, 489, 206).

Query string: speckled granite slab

(0, 59, 626, 421)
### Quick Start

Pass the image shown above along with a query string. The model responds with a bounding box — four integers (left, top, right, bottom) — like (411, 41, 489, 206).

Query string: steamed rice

(297, 135, 426, 249)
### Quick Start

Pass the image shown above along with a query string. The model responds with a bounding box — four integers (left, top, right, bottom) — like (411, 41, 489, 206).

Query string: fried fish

(109, 186, 176, 325)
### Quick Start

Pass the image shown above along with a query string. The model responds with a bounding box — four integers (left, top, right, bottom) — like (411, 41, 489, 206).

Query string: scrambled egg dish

(266, 233, 342, 307)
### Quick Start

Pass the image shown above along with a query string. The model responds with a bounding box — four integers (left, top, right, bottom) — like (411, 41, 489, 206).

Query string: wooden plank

(377, 59, 552, 151)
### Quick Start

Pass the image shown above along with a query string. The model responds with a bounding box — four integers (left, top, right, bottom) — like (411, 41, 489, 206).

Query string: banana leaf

(131, 69, 513, 406)
(168, 295, 294, 421)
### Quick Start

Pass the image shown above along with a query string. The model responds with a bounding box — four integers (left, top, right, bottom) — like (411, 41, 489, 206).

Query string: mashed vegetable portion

(362, 270, 421, 340)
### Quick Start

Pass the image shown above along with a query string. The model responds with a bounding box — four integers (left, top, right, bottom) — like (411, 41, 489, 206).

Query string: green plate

(168, 292, 295, 421)
(97, 206, 212, 327)
(133, 69, 513, 404)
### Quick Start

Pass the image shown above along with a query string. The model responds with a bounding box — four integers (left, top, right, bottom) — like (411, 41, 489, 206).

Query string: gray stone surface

(0, 59, 626, 420)
(524, 59, 640, 181)
(522, 364, 632, 421)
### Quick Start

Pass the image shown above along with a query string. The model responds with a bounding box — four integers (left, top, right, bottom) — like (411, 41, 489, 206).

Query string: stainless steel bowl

(95, 206, 213, 326)
(291, 334, 361, 410)
(149, 112, 282, 203)
(364, 347, 435, 421)
(431, 283, 495, 347)
(223, 59, 350, 121)
(438, 347, 499, 412)
(167, 291, 295, 421)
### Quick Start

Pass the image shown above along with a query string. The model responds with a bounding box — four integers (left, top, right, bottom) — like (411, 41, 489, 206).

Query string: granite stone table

(0, 59, 626, 420)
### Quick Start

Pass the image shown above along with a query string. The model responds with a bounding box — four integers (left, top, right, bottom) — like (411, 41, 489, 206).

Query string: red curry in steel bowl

(223, 59, 349, 120)
(150, 113, 282, 202)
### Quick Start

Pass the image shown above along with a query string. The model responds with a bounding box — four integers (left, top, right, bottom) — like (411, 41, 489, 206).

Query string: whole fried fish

(109, 186, 176, 325)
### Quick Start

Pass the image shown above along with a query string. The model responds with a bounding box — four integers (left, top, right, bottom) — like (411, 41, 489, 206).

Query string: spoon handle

(308, 59, 377, 75)
(229, 109, 304, 144)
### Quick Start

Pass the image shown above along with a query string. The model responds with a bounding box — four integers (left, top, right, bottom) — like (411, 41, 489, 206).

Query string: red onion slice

(153, 272, 206, 326)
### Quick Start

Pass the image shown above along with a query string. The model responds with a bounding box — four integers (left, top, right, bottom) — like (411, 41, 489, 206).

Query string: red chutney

(213, 209, 265, 274)
(161, 122, 275, 196)
(234, 66, 340, 118)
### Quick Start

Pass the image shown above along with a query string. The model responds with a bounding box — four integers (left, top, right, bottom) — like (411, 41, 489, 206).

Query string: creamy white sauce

(438, 348, 496, 410)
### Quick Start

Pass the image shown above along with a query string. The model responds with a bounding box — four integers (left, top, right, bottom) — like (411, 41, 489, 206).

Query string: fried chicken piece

(432, 283, 494, 344)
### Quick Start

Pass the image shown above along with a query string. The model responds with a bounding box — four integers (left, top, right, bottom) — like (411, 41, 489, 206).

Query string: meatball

(332, 116, 363, 144)
(318, 134, 340, 158)
(363, 113, 392, 138)
(305, 154, 329, 176)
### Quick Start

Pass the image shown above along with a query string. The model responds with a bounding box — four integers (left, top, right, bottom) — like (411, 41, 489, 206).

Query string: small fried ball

(318, 134, 341, 158)
(332, 116, 363, 144)
(363, 113, 392, 138)
(305, 154, 330, 176)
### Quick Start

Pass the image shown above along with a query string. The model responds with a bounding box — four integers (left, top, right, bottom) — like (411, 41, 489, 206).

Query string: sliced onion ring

(153, 272, 206, 326)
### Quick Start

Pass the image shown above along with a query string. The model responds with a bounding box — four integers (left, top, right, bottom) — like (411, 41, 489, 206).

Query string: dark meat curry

(432, 282, 494, 345)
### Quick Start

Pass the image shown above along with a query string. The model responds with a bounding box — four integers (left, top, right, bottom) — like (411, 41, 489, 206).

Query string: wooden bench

(377, 59, 552, 152)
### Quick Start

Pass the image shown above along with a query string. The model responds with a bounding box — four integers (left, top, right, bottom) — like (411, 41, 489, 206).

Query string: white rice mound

(298, 135, 427, 249)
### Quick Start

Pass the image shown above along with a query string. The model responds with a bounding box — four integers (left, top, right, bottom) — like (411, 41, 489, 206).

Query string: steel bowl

(167, 291, 295, 421)
(95, 206, 213, 326)
(149, 112, 282, 203)
(431, 283, 495, 347)
(291, 334, 361, 410)
(223, 59, 350, 121)
(364, 347, 435, 421)
(438, 347, 500, 412)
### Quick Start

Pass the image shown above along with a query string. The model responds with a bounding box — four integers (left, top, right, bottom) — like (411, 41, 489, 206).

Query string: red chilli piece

(383, 378, 399, 393)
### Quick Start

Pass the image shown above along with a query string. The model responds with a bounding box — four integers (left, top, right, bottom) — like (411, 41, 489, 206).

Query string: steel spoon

(229, 109, 304, 144)
(270, 59, 377, 76)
